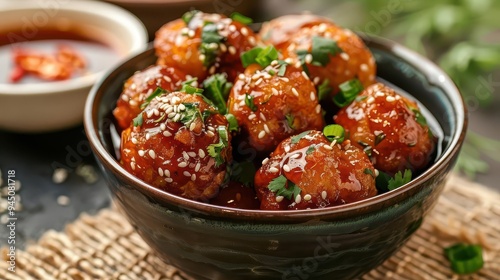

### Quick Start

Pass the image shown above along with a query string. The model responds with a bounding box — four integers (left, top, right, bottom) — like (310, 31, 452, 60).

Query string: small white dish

(0, 0, 148, 133)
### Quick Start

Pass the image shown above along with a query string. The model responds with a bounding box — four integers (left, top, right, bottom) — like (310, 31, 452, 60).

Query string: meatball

(281, 21, 376, 98)
(113, 65, 187, 131)
(210, 181, 260, 209)
(259, 14, 333, 49)
(227, 62, 325, 155)
(334, 83, 436, 175)
(254, 130, 377, 210)
(120, 91, 232, 202)
(154, 11, 258, 82)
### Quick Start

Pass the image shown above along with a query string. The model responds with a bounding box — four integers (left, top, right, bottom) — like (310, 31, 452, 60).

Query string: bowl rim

(84, 35, 467, 222)
(0, 0, 148, 96)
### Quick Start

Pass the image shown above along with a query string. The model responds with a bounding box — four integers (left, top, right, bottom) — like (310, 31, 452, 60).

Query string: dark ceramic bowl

(84, 37, 467, 279)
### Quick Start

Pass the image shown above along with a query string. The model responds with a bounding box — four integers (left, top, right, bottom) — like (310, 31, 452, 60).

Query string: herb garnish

(268, 175, 301, 200)
(285, 113, 295, 130)
(133, 87, 168, 126)
(208, 125, 229, 167)
(296, 36, 343, 73)
(182, 10, 200, 25)
(387, 169, 412, 190)
(410, 107, 428, 127)
(306, 145, 316, 155)
(241, 46, 279, 68)
(317, 79, 332, 101)
(225, 113, 239, 132)
(375, 133, 386, 146)
(245, 94, 257, 111)
(333, 79, 364, 107)
(230, 12, 253, 25)
(200, 23, 224, 66)
(203, 74, 232, 114)
(291, 130, 311, 144)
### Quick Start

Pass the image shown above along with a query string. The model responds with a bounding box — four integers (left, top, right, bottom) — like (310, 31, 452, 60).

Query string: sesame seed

(301, 71, 309, 79)
(158, 168, 164, 176)
(131, 138, 138, 144)
(163, 76, 172, 82)
(168, 112, 176, 118)
(294, 61, 302, 68)
(375, 169, 380, 177)
(130, 162, 136, 170)
(248, 114, 256, 120)
(283, 164, 291, 172)
(145, 133, 151, 140)
(340, 53, 350, 61)
(240, 27, 248, 36)
(238, 73, 245, 80)
(295, 194, 302, 204)
(146, 110, 154, 118)
(255, 78, 263, 85)
(199, 54, 206, 61)
(183, 171, 191, 177)
(171, 96, 180, 104)
(160, 123, 166, 131)
(310, 91, 316, 101)
(269, 167, 279, 173)
(284, 58, 293, 64)
(330, 139, 337, 147)
(191, 174, 196, 181)
(290, 153, 300, 159)
(284, 145, 290, 153)
(323, 144, 333, 150)
(209, 66, 216, 74)
(262, 158, 269, 165)
(164, 169, 171, 177)
(276, 196, 284, 202)
(183, 151, 189, 160)
(360, 64, 369, 72)
(315, 104, 321, 114)
(264, 124, 270, 134)
(129, 100, 138, 106)
(166, 178, 173, 183)
(195, 162, 201, 172)
(313, 77, 320, 85)
(163, 131, 172, 137)
(178, 162, 188, 168)
(386, 96, 396, 102)
(188, 30, 195, 38)
(260, 112, 267, 121)
(178, 104, 186, 111)
(229, 46, 237, 55)
(258, 130, 266, 139)
(208, 126, 215, 131)
(249, 36, 256, 45)
(148, 150, 156, 159)
(207, 131, 215, 137)
(280, 77, 290, 82)
(304, 194, 312, 201)
(138, 150, 145, 157)
(305, 54, 313, 64)
(173, 114, 181, 122)
(199, 149, 206, 158)
(318, 23, 327, 33)
(367, 96, 375, 104)
(189, 122, 196, 131)
(272, 88, 279, 95)
(345, 143, 351, 149)
(321, 191, 327, 200)
(292, 88, 299, 97)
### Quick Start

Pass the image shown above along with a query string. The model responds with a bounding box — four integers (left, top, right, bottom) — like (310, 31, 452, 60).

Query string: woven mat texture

(1, 175, 499, 280)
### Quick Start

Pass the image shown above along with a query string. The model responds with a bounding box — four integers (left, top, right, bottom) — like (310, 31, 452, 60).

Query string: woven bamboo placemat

(1, 174, 499, 280)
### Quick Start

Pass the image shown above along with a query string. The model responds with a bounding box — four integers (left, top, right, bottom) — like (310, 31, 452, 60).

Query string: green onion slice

(182, 10, 200, 25)
(225, 113, 239, 132)
(323, 124, 345, 143)
(230, 12, 253, 25)
(333, 78, 364, 107)
(444, 243, 484, 275)
(245, 94, 257, 111)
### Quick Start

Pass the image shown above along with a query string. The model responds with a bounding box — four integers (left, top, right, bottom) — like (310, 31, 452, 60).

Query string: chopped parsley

(208, 126, 229, 167)
(245, 94, 257, 111)
(230, 12, 253, 25)
(225, 113, 239, 132)
(182, 10, 200, 25)
(291, 130, 311, 144)
(179, 102, 202, 127)
(268, 175, 301, 200)
(317, 79, 332, 101)
(387, 169, 412, 191)
(333, 78, 364, 107)
(323, 124, 345, 143)
(241, 46, 279, 68)
(285, 113, 295, 130)
(200, 23, 224, 66)
(202, 73, 232, 114)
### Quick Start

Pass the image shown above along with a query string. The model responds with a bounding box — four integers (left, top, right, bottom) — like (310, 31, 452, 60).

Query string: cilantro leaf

(208, 126, 229, 167)
(387, 169, 412, 190)
(202, 74, 232, 114)
(225, 113, 239, 132)
(333, 79, 364, 107)
(241, 46, 279, 68)
(268, 175, 301, 200)
(311, 36, 343, 66)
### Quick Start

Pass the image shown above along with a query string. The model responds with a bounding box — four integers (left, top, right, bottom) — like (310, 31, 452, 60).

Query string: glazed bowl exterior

(84, 37, 467, 279)
(0, 0, 148, 133)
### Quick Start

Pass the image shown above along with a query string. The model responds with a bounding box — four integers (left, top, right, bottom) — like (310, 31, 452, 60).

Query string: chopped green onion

(225, 113, 239, 132)
(375, 133, 386, 146)
(295, 49, 310, 75)
(133, 113, 143, 127)
(277, 60, 288, 76)
(241, 46, 279, 68)
(230, 12, 253, 25)
(310, 36, 343, 66)
(323, 124, 345, 143)
(411, 108, 428, 127)
(268, 175, 301, 200)
(364, 168, 375, 178)
(182, 84, 204, 94)
(182, 10, 200, 25)
(357, 141, 373, 157)
(291, 130, 311, 144)
(268, 69, 276, 75)
(202, 73, 232, 114)
(317, 79, 332, 101)
(245, 94, 257, 111)
(333, 79, 364, 107)
(387, 169, 412, 190)
(285, 113, 295, 129)
(444, 243, 484, 274)
(200, 23, 224, 66)
(306, 145, 316, 155)
(140, 87, 167, 110)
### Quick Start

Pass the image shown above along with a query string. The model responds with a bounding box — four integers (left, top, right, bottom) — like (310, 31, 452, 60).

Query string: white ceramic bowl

(0, 0, 148, 133)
